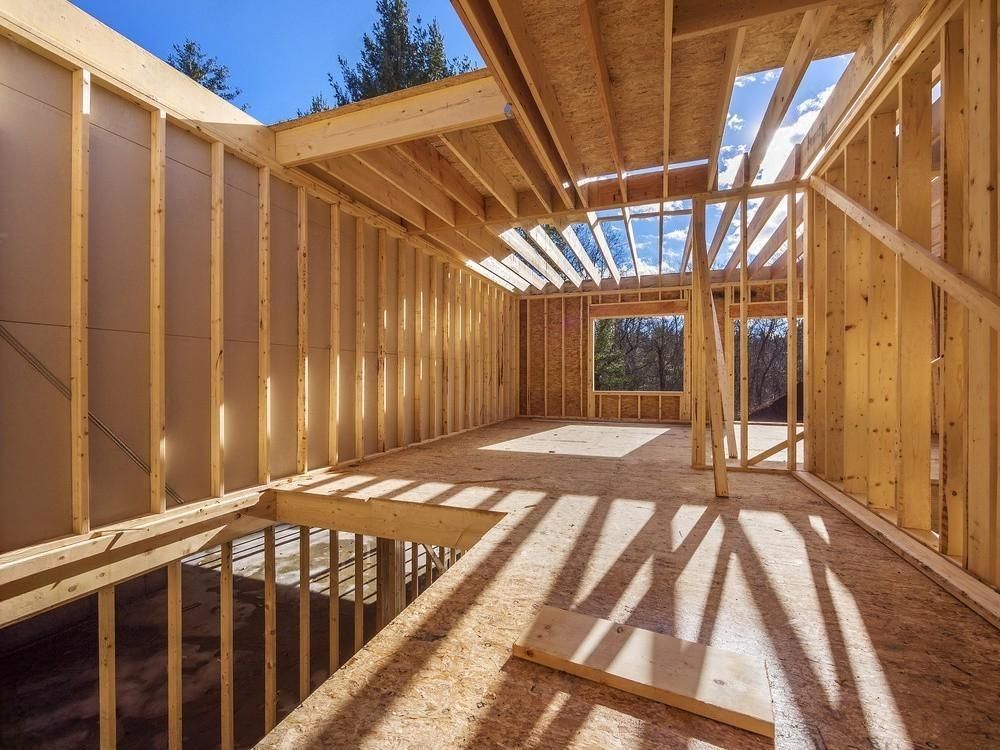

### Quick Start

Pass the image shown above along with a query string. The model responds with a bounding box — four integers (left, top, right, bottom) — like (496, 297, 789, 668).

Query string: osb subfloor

(260, 419, 999, 750)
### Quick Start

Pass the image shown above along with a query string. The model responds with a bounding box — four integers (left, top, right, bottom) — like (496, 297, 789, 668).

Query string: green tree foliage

(307, 0, 474, 110)
(168, 39, 245, 108)
(593, 316, 685, 392)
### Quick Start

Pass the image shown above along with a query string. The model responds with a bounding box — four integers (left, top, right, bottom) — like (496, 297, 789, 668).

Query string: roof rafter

(556, 221, 602, 284)
(500, 228, 565, 288)
(622, 207, 642, 277)
(275, 71, 509, 166)
(706, 27, 746, 191)
(392, 140, 486, 220)
(706, 6, 834, 263)
(580, 0, 627, 201)
(528, 225, 583, 288)
(487, 0, 589, 208)
(493, 120, 553, 211)
(454, 0, 576, 210)
(355, 148, 457, 227)
(316, 157, 427, 229)
(440, 129, 519, 217)
(586, 211, 621, 285)
(673, 0, 838, 41)
(662, 0, 674, 198)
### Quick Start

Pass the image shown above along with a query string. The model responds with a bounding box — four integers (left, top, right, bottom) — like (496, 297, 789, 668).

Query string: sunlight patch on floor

(480, 424, 669, 458)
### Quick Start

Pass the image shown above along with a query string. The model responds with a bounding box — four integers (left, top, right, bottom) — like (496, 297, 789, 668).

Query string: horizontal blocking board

(513, 605, 774, 738)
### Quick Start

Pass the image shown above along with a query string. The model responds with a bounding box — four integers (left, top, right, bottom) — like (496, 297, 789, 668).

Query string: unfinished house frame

(0, 0, 998, 748)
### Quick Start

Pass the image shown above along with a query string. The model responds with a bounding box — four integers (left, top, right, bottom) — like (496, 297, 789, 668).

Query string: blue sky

(70, 0, 483, 123)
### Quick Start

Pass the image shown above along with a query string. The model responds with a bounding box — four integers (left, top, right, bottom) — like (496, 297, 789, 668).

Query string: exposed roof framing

(492, 120, 553, 211)
(355, 148, 457, 227)
(479, 256, 532, 290)
(316, 157, 428, 230)
(706, 28, 746, 191)
(761, 224, 805, 279)
(440, 129, 519, 217)
(622, 207, 642, 277)
(275, 71, 509, 166)
(672, 0, 839, 41)
(528, 226, 583, 288)
(557, 222, 602, 284)
(662, 0, 674, 198)
(580, 0, 627, 200)
(392, 140, 486, 220)
(706, 7, 834, 264)
(725, 193, 805, 276)
(500, 229, 565, 288)
(454, 0, 576, 210)
(586, 211, 621, 285)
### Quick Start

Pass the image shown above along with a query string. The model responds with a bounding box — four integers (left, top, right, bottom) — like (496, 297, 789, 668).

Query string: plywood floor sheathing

(260, 419, 999, 749)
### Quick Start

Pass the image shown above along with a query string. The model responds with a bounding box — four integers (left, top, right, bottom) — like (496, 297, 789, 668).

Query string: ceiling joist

(528, 226, 583, 288)
(440, 128, 519, 217)
(392, 140, 486, 220)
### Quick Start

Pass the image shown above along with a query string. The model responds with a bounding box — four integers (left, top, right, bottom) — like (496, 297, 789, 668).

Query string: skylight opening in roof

(596, 208, 623, 219)
(602, 220, 634, 277)
(631, 215, 661, 276)
(568, 223, 608, 278)
(718, 68, 782, 189)
(661, 215, 689, 274)
(546, 225, 585, 276)
(755, 53, 854, 184)
(630, 203, 660, 215)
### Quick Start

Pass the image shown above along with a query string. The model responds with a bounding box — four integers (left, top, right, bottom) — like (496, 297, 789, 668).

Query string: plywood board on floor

(513, 605, 774, 738)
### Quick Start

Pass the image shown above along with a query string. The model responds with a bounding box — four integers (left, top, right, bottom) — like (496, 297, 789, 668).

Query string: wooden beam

(263, 526, 277, 731)
(440, 128, 518, 217)
(692, 198, 730, 496)
(355, 220, 366, 460)
(376, 230, 387, 454)
(220, 541, 234, 750)
(707, 7, 832, 261)
(580, 0, 628, 199)
(258, 168, 272, 484)
(210, 141, 225, 497)
(149, 108, 166, 516)
(586, 212, 620, 285)
(662, 0, 674, 197)
(528, 226, 583, 288)
(356, 148, 457, 226)
(397, 243, 409, 446)
(811, 175, 1000, 331)
(558, 222, 602, 284)
(318, 157, 426, 230)
(296, 187, 309, 473)
(727, 300, 804, 318)
(492, 121, 553, 211)
(166, 561, 182, 749)
(70, 67, 90, 535)
(393, 139, 485, 219)
(376, 537, 406, 627)
(786, 191, 799, 469)
(673, 0, 837, 41)
(513, 605, 774, 738)
(824, 162, 846, 482)
(274, 71, 509, 165)
(299, 527, 311, 701)
(329, 205, 341, 466)
(275, 490, 503, 549)
(623, 207, 643, 277)
(454, 0, 576, 209)
(328, 529, 340, 673)
(590, 299, 688, 318)
(707, 28, 746, 190)
(500, 229, 564, 288)
(98, 586, 115, 750)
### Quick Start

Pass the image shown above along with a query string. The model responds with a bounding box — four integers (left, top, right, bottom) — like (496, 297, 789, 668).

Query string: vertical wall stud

(354, 534, 364, 652)
(150, 109, 167, 515)
(98, 586, 115, 750)
(263, 527, 277, 732)
(167, 561, 182, 749)
(414, 250, 424, 442)
(355, 222, 366, 461)
(430, 257, 440, 438)
(787, 190, 800, 470)
(258, 168, 271, 484)
(376, 230, 387, 454)
(299, 526, 311, 701)
(329, 205, 341, 466)
(70, 68, 91, 534)
(397, 244, 409, 446)
(220, 541, 234, 750)
(296, 188, 309, 473)
(328, 529, 340, 673)
(210, 142, 225, 497)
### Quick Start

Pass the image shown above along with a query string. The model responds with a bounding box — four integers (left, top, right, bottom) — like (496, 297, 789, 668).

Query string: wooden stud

(355, 221, 366, 460)
(414, 250, 425, 442)
(939, 14, 967, 557)
(299, 526, 311, 700)
(263, 527, 277, 732)
(258, 168, 272, 484)
(70, 68, 91, 535)
(443, 266, 452, 433)
(430, 257, 440, 437)
(150, 108, 167, 515)
(866, 111, 899, 509)
(896, 65, 934, 531)
(98, 586, 115, 750)
(787, 191, 800, 470)
(397, 243, 409, 446)
(824, 161, 846, 482)
(328, 529, 340, 673)
(376, 230, 387, 454)
(210, 142, 225, 497)
(354, 534, 364, 652)
(220, 541, 234, 750)
(167, 560, 182, 750)
(297, 188, 309, 472)
(329, 205, 341, 466)
(739, 197, 749, 466)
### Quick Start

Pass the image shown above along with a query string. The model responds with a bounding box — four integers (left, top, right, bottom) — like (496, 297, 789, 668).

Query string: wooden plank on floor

(513, 605, 774, 738)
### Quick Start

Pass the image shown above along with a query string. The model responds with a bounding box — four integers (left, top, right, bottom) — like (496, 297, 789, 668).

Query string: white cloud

(796, 84, 835, 115)
(762, 69, 780, 83)
(756, 84, 836, 184)
(734, 73, 757, 87)
(665, 229, 688, 241)
(726, 112, 744, 131)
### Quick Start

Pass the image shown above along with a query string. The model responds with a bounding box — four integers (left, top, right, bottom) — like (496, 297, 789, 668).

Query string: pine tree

(168, 39, 245, 108)
(315, 0, 474, 108)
